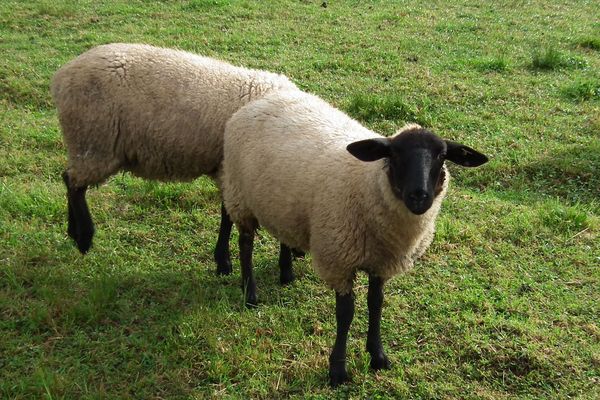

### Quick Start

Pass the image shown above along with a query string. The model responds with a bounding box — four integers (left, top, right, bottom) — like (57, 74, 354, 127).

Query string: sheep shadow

(3, 170, 321, 396)
(4, 240, 313, 397)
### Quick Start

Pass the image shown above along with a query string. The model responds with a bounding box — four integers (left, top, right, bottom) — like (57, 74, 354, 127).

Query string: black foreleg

(214, 202, 233, 275)
(278, 243, 295, 285)
(329, 290, 355, 387)
(366, 274, 390, 371)
(239, 225, 257, 307)
(62, 171, 94, 254)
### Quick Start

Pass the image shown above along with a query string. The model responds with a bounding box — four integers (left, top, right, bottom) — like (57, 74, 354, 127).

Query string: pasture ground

(1, 1, 598, 398)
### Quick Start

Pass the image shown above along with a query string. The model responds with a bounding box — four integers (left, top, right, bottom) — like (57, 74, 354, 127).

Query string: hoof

(214, 251, 232, 275)
(74, 226, 94, 254)
(370, 352, 391, 371)
(280, 270, 295, 286)
(243, 286, 258, 308)
(329, 366, 351, 388)
(215, 260, 232, 276)
(245, 295, 258, 309)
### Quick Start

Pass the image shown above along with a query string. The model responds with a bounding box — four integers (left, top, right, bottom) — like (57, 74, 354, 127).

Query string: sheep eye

(437, 152, 446, 160)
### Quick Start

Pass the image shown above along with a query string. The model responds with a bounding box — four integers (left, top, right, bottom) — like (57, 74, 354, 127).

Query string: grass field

(1, 0, 599, 398)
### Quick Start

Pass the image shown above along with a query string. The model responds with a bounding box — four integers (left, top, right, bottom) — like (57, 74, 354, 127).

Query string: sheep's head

(346, 126, 488, 215)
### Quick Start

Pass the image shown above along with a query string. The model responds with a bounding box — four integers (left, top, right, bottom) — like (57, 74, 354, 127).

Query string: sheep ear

(445, 140, 489, 167)
(347, 138, 391, 162)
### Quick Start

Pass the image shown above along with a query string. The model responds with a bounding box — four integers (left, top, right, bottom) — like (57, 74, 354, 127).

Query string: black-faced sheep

(221, 90, 488, 386)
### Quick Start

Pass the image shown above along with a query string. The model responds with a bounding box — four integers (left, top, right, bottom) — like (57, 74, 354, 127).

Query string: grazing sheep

(51, 43, 299, 276)
(221, 90, 488, 386)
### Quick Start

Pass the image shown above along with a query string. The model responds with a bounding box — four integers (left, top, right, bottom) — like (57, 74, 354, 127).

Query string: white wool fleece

(51, 43, 298, 187)
(222, 91, 448, 294)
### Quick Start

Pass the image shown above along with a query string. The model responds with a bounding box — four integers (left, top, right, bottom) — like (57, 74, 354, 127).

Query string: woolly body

(51, 43, 297, 187)
(222, 91, 448, 295)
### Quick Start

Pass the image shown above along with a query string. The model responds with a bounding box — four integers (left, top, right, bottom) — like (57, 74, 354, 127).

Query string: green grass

(472, 56, 509, 73)
(346, 93, 433, 126)
(576, 37, 600, 51)
(1, 0, 599, 398)
(530, 46, 589, 71)
(561, 78, 600, 101)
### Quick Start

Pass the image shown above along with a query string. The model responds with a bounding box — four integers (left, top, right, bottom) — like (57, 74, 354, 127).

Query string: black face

(347, 127, 489, 215)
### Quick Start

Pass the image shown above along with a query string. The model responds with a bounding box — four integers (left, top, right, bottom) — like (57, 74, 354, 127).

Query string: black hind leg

(239, 224, 257, 308)
(279, 243, 295, 285)
(214, 202, 233, 275)
(63, 171, 95, 254)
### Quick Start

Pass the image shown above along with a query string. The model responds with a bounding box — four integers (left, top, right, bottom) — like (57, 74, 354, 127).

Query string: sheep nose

(409, 190, 429, 202)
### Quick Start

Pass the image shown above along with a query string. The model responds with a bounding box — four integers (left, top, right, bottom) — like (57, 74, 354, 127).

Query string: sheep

(51, 43, 300, 278)
(221, 90, 488, 386)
